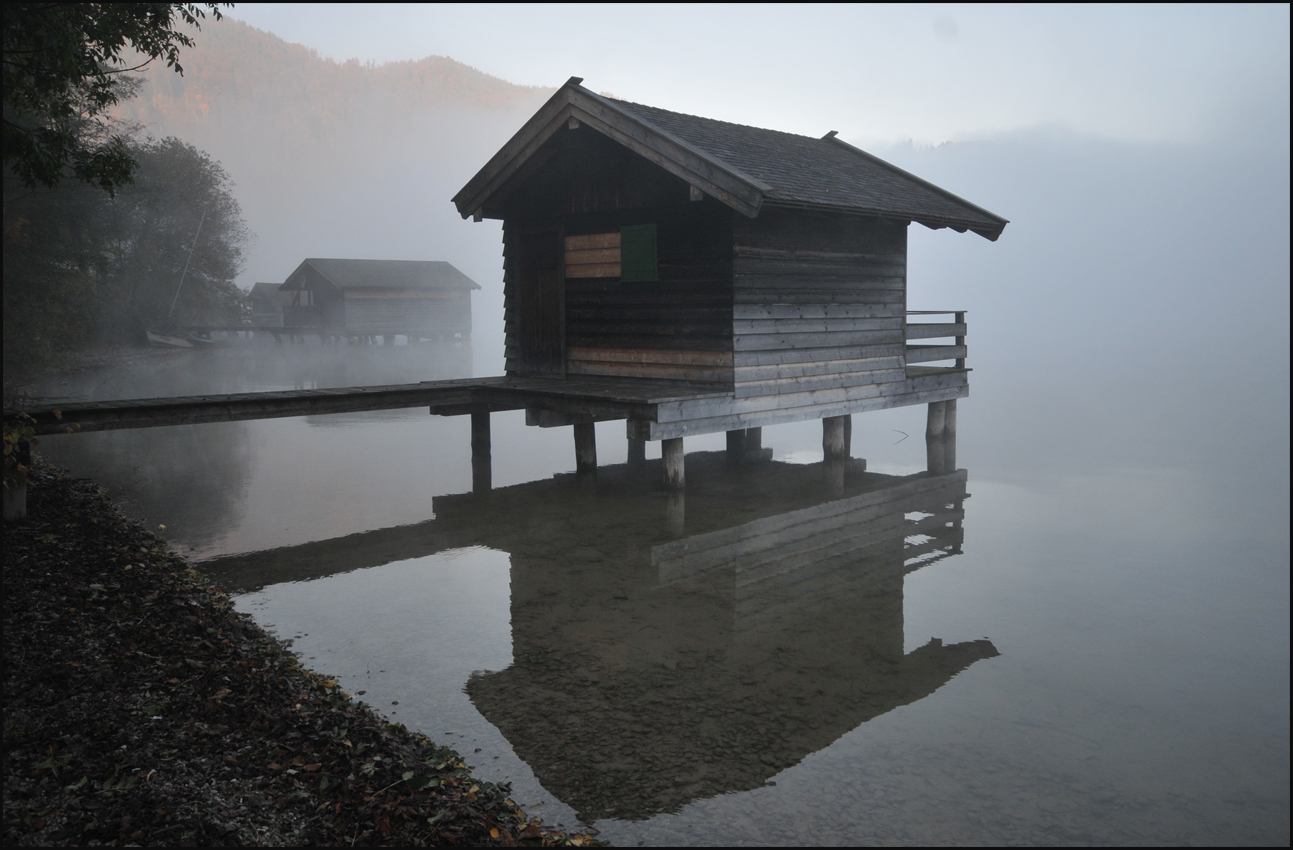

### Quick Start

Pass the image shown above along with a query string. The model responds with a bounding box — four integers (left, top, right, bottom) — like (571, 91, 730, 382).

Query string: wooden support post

(843, 414, 853, 456)
(725, 429, 746, 466)
(744, 427, 762, 451)
(662, 437, 685, 491)
(941, 431, 957, 472)
(926, 436, 947, 476)
(627, 436, 646, 468)
(666, 492, 685, 537)
(471, 412, 491, 493)
(927, 401, 947, 440)
(943, 399, 957, 436)
(574, 421, 597, 475)
(955, 311, 966, 369)
(823, 415, 848, 461)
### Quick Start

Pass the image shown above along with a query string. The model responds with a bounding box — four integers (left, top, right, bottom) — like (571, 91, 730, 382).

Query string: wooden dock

(5, 376, 729, 436)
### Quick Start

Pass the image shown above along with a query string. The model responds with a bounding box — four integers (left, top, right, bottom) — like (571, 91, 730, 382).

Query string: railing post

(955, 310, 966, 369)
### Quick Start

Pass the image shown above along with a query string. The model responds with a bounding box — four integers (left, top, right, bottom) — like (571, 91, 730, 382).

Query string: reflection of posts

(471, 412, 492, 493)
(666, 492, 685, 537)
(926, 400, 958, 475)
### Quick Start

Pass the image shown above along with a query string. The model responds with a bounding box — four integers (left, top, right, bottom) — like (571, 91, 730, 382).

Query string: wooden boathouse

(451, 77, 1006, 485)
(5, 79, 1006, 514)
(278, 258, 480, 343)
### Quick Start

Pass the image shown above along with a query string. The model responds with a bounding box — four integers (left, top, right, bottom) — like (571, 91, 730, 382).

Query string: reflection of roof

(454, 78, 1008, 239)
(282, 259, 481, 291)
(199, 458, 996, 823)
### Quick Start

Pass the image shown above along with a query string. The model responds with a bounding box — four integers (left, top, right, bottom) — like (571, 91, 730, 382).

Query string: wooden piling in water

(574, 421, 597, 474)
(927, 401, 947, 440)
(471, 412, 491, 493)
(725, 429, 745, 466)
(627, 436, 646, 468)
(823, 415, 848, 461)
(662, 437, 685, 491)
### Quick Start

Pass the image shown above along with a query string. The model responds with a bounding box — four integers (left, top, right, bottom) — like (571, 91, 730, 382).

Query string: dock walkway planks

(4, 376, 731, 436)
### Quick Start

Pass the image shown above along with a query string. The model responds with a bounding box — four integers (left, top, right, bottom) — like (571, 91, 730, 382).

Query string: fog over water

(32, 7, 1290, 845)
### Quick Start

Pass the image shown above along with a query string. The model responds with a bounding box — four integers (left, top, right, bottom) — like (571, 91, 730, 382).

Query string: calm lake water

(34, 342, 1290, 846)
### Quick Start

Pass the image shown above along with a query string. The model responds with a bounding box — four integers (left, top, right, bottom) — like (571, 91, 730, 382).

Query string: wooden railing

(906, 311, 966, 369)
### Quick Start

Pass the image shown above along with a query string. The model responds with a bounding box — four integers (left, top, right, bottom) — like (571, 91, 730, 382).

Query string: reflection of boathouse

(201, 456, 996, 823)
(455, 459, 994, 821)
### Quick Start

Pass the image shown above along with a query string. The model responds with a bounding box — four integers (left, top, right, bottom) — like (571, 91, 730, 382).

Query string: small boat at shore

(146, 327, 222, 349)
(146, 329, 195, 349)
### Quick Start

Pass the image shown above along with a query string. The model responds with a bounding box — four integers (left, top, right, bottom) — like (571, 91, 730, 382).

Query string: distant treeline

(3, 134, 249, 368)
(112, 18, 551, 149)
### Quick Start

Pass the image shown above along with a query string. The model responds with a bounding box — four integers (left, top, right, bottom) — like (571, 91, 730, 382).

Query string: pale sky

(227, 3, 1289, 146)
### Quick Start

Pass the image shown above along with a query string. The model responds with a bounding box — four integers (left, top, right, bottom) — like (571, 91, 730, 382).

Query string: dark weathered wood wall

(500, 127, 734, 383)
(564, 203, 733, 384)
(730, 208, 908, 406)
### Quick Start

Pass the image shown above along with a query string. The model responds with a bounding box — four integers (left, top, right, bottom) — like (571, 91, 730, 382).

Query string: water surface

(34, 341, 1289, 845)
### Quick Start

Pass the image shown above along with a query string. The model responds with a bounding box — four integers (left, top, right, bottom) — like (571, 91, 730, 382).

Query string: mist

(21, 10, 1286, 843)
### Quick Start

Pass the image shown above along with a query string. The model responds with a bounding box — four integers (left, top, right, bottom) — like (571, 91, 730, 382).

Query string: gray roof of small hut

(453, 78, 1007, 240)
(281, 259, 481, 291)
(249, 282, 290, 304)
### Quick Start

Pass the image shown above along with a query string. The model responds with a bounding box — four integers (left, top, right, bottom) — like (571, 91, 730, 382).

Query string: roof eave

(452, 78, 769, 220)
(759, 199, 1006, 242)
(822, 136, 1008, 241)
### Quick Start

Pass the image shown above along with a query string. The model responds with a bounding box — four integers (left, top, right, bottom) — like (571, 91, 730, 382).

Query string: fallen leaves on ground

(3, 459, 599, 847)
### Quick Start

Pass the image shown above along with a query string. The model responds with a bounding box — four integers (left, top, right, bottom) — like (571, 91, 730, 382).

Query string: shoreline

(2, 459, 596, 846)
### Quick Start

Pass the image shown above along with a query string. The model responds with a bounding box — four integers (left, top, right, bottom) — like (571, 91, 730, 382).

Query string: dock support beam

(471, 412, 491, 493)
(662, 437, 685, 491)
(627, 436, 646, 468)
(666, 493, 685, 537)
(745, 427, 762, 452)
(926, 400, 957, 475)
(574, 422, 597, 475)
(823, 415, 849, 461)
(725, 429, 745, 466)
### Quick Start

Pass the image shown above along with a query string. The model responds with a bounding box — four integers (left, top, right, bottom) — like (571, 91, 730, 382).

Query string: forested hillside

(113, 18, 550, 147)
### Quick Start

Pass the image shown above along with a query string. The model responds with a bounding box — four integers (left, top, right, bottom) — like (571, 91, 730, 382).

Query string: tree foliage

(3, 135, 251, 368)
(3, 3, 225, 195)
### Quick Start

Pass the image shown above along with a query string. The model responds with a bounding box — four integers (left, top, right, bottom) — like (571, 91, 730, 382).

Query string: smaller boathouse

(278, 258, 480, 343)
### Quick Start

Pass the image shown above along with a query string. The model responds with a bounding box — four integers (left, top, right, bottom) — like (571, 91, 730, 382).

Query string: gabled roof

(453, 78, 1007, 241)
(280, 259, 481, 292)
(249, 282, 290, 304)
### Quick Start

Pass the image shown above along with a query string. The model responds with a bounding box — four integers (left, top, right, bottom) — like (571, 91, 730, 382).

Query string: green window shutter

(620, 224, 658, 282)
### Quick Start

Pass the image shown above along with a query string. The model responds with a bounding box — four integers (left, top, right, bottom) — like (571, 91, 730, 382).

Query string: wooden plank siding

(731, 208, 909, 401)
(560, 202, 735, 385)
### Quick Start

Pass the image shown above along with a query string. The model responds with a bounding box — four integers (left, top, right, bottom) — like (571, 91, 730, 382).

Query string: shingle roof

(611, 101, 1006, 239)
(282, 260, 480, 291)
(453, 78, 1007, 240)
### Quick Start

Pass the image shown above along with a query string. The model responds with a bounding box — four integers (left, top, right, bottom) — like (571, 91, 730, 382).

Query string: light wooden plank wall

(731, 209, 909, 401)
